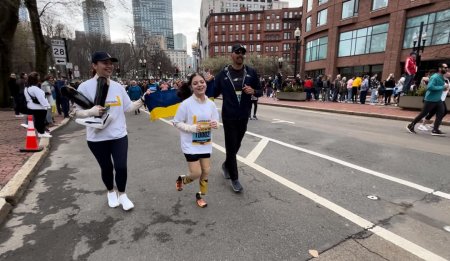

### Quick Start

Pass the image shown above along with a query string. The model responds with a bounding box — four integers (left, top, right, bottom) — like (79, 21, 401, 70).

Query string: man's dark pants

(223, 118, 248, 181)
(411, 101, 445, 131)
(403, 74, 415, 94)
(359, 90, 368, 104)
(60, 96, 70, 117)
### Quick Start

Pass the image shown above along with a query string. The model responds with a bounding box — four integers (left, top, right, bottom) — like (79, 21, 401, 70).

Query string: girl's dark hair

(27, 72, 40, 86)
(177, 73, 206, 101)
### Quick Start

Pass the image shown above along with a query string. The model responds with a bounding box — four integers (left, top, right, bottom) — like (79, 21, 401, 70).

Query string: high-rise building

(174, 33, 187, 51)
(82, 0, 111, 40)
(132, 0, 174, 49)
(199, 0, 290, 59)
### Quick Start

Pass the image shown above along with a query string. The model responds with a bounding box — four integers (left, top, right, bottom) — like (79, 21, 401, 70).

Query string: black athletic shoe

(221, 163, 230, 179)
(230, 179, 243, 193)
(431, 130, 445, 136)
(406, 123, 416, 134)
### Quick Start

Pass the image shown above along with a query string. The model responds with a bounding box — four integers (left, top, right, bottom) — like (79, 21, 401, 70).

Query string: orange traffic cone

(20, 115, 43, 152)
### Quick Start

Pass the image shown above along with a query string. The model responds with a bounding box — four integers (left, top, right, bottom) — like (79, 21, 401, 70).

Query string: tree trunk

(25, 0, 49, 78)
(0, 0, 21, 107)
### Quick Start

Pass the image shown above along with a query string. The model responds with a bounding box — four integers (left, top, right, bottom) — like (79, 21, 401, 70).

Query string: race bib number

(192, 121, 211, 145)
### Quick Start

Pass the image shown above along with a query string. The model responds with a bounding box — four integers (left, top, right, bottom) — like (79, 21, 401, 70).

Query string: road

(0, 101, 449, 261)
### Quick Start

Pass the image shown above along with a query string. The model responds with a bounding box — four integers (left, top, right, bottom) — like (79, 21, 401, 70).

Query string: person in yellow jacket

(351, 75, 362, 103)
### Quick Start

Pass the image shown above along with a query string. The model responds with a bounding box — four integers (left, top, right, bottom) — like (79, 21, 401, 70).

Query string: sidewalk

(257, 96, 450, 125)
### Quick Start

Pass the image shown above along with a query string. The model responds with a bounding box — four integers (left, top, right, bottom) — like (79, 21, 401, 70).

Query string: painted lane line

(158, 117, 446, 260)
(211, 142, 447, 261)
(245, 138, 269, 163)
(245, 130, 450, 200)
(272, 119, 295, 124)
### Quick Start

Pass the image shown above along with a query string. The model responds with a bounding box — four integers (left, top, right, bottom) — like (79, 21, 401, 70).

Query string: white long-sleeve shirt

(25, 85, 50, 110)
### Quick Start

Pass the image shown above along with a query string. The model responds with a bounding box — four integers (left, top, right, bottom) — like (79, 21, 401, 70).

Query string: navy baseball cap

(231, 44, 246, 53)
(91, 51, 118, 63)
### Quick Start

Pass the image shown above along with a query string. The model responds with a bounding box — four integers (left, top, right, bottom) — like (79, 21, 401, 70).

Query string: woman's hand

(210, 120, 218, 129)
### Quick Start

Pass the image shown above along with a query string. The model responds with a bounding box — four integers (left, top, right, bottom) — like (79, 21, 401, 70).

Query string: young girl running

(172, 73, 219, 208)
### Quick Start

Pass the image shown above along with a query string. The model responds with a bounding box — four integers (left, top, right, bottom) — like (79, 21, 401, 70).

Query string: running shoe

(431, 130, 445, 136)
(176, 176, 183, 191)
(406, 123, 416, 134)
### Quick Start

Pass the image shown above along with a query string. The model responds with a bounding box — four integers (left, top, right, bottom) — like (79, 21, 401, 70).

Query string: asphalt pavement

(0, 98, 449, 260)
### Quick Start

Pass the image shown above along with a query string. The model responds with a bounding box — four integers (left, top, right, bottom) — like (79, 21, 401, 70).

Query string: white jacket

(25, 85, 51, 110)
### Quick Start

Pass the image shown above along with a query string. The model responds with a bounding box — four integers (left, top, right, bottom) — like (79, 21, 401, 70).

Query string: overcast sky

(69, 0, 302, 55)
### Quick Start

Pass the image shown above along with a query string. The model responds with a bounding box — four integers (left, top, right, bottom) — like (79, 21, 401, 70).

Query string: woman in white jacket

(24, 72, 52, 138)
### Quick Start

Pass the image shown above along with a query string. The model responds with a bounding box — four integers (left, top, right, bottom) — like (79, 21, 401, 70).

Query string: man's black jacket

(214, 65, 262, 120)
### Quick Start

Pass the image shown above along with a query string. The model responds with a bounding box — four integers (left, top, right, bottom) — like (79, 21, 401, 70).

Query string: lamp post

(157, 62, 162, 79)
(412, 21, 427, 69)
(294, 27, 301, 78)
(139, 58, 147, 79)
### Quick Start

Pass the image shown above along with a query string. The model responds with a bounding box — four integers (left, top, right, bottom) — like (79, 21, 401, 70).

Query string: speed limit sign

(51, 39, 66, 59)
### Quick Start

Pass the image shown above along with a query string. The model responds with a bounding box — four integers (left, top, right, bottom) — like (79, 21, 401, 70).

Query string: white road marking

(244, 130, 450, 200)
(272, 118, 295, 124)
(246, 138, 269, 163)
(158, 116, 447, 260)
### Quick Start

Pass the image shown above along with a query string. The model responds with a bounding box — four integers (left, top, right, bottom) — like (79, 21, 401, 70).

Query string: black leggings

(30, 109, 47, 134)
(87, 136, 128, 192)
(426, 101, 447, 120)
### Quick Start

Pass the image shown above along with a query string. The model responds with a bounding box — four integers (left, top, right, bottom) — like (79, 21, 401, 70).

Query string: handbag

(26, 87, 40, 105)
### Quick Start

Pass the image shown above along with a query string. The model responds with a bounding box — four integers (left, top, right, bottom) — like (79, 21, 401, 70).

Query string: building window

(250, 44, 254, 52)
(338, 23, 389, 57)
(306, 0, 313, 12)
(214, 35, 218, 42)
(214, 26, 218, 32)
(318, 0, 328, 5)
(284, 12, 288, 18)
(221, 46, 226, 52)
(250, 34, 253, 40)
(250, 24, 253, 30)
(222, 15, 225, 21)
(305, 36, 328, 62)
(242, 34, 245, 41)
(372, 0, 388, 11)
(242, 24, 245, 31)
(222, 25, 225, 31)
(403, 9, 450, 48)
(214, 46, 219, 53)
(276, 23, 280, 30)
(222, 35, 226, 41)
(229, 25, 233, 31)
(257, 13, 261, 20)
(306, 16, 312, 32)
(229, 35, 233, 41)
(317, 9, 327, 26)
(230, 15, 233, 21)
(236, 25, 239, 31)
(257, 23, 261, 30)
(342, 0, 358, 19)
(257, 33, 261, 40)
(214, 16, 218, 22)
(256, 44, 261, 52)
(266, 23, 270, 30)
(266, 16, 270, 20)
(228, 45, 232, 53)
(250, 14, 253, 20)
(242, 14, 245, 20)
(236, 34, 239, 41)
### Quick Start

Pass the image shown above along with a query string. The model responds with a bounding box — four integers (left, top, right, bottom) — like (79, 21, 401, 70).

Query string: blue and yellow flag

(144, 89, 182, 121)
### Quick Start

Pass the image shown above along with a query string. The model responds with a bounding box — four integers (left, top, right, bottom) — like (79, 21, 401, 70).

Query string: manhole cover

(367, 195, 379, 200)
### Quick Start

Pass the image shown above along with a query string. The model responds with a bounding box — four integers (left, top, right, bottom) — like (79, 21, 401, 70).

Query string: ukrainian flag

(144, 89, 181, 121)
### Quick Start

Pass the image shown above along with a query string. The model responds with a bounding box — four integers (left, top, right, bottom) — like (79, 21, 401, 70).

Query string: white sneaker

(418, 124, 431, 132)
(38, 132, 52, 138)
(75, 114, 112, 129)
(118, 193, 134, 211)
(107, 191, 120, 208)
(15, 114, 24, 118)
(21, 123, 28, 128)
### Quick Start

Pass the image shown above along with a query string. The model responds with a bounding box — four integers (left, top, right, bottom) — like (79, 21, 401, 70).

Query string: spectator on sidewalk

(339, 77, 347, 102)
(403, 52, 417, 95)
(406, 63, 448, 136)
(55, 76, 70, 118)
(370, 74, 380, 104)
(393, 76, 405, 105)
(25, 72, 51, 138)
(304, 76, 314, 101)
(352, 75, 362, 103)
(8, 73, 22, 117)
(332, 74, 341, 102)
(41, 75, 55, 127)
(384, 73, 396, 105)
(213, 43, 262, 193)
(127, 80, 143, 115)
(360, 75, 370, 104)
(346, 77, 354, 103)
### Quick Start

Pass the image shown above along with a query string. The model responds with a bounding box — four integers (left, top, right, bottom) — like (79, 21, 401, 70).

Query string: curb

(258, 102, 450, 126)
(0, 117, 70, 225)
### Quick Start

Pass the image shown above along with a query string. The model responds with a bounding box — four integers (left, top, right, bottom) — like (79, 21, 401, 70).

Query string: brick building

(206, 7, 302, 68)
(301, 0, 450, 80)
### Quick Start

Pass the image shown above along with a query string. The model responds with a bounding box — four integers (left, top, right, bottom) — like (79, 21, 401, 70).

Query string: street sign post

(51, 39, 67, 65)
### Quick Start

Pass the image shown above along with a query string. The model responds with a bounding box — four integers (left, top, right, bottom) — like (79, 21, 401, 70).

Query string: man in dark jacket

(8, 73, 22, 117)
(214, 43, 262, 192)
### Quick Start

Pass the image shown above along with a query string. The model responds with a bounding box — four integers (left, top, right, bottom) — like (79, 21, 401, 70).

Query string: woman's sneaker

(118, 193, 134, 211)
(196, 193, 207, 208)
(417, 124, 429, 132)
(107, 191, 119, 208)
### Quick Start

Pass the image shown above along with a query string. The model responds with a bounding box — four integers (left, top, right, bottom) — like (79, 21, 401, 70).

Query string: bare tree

(0, 0, 21, 107)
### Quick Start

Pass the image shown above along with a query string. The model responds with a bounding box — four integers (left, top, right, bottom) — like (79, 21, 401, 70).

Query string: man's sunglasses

(234, 50, 246, 55)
